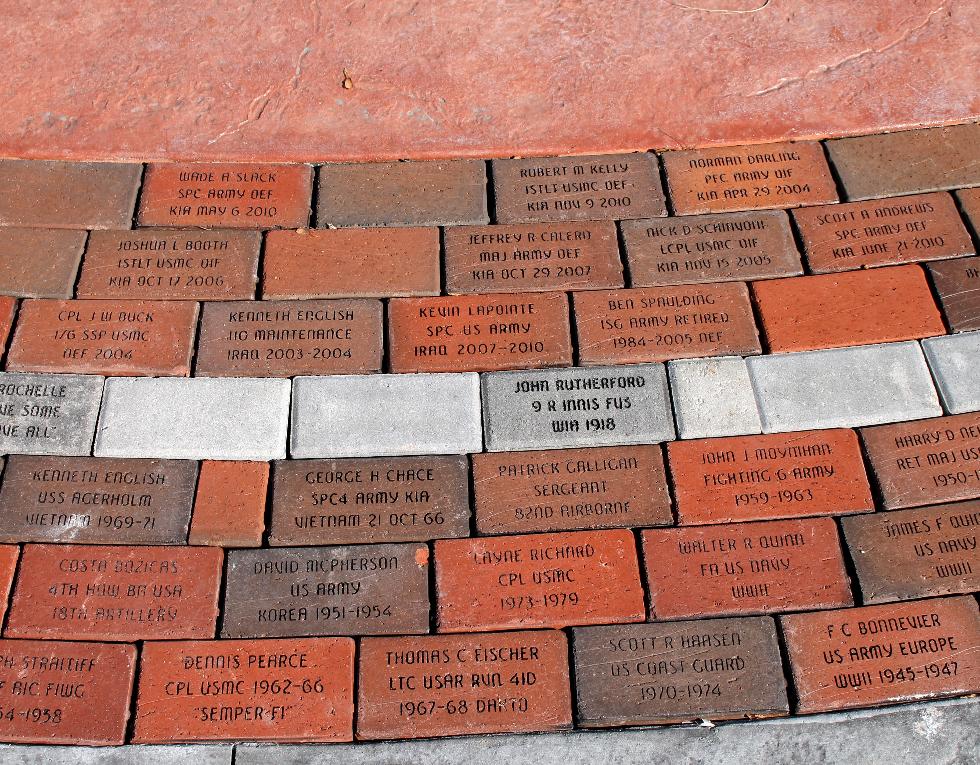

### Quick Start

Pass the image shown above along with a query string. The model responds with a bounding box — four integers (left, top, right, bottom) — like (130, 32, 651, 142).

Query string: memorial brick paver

(5, 544, 222, 641)
(922, 331, 980, 414)
(667, 356, 762, 439)
(0, 373, 104, 456)
(572, 617, 788, 726)
(781, 596, 980, 713)
(0, 228, 84, 298)
(0, 545, 17, 624)
(928, 256, 980, 333)
(957, 187, 980, 232)
(357, 631, 572, 739)
(188, 460, 268, 547)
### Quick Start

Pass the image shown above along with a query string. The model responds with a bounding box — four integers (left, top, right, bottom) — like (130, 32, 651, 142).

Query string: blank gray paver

(747, 342, 942, 432)
(94, 377, 290, 460)
(0, 745, 232, 765)
(0, 373, 103, 456)
(290, 373, 482, 457)
(922, 331, 980, 414)
(668, 356, 761, 439)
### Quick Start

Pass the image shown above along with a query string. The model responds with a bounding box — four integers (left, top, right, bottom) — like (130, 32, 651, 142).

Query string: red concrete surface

(1, 1, 977, 162)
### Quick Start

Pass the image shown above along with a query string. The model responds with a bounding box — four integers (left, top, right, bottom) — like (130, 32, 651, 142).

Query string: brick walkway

(0, 125, 976, 754)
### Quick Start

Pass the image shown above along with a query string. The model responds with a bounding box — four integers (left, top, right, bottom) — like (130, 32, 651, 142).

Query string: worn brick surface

(79, 230, 260, 300)
(781, 596, 980, 713)
(958, 187, 980, 232)
(5, 544, 222, 641)
(793, 193, 973, 273)
(842, 500, 980, 604)
(270, 456, 470, 546)
(435, 529, 644, 632)
(928, 256, 980, 333)
(7, 299, 198, 376)
(444, 221, 623, 294)
(668, 430, 873, 525)
(860, 412, 980, 510)
(0, 639, 135, 745)
(134, 638, 355, 743)
(574, 283, 760, 365)
(139, 163, 312, 228)
(263, 227, 440, 299)
(195, 299, 382, 377)
(622, 210, 802, 286)
(0, 545, 17, 625)
(222, 544, 430, 638)
(0, 455, 197, 544)
(753, 266, 945, 352)
(573, 617, 788, 726)
(472, 445, 671, 535)
(0, 229, 84, 298)
(189, 460, 268, 547)
(357, 631, 572, 740)
(318, 160, 488, 227)
(642, 518, 852, 620)
(388, 292, 572, 373)
(0, 160, 141, 229)
(662, 142, 837, 215)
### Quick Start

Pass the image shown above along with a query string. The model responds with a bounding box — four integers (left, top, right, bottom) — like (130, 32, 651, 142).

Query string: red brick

(189, 461, 268, 547)
(859, 412, 980, 509)
(472, 445, 671, 535)
(0, 160, 141, 229)
(668, 430, 872, 525)
(435, 529, 644, 632)
(5, 544, 222, 641)
(752, 265, 945, 352)
(781, 596, 980, 713)
(573, 283, 760, 365)
(194, 299, 382, 377)
(0, 639, 135, 744)
(642, 518, 852, 620)
(6, 299, 198, 376)
(444, 221, 623, 294)
(139, 163, 312, 228)
(662, 142, 837, 215)
(793, 193, 974, 273)
(0, 229, 84, 297)
(357, 631, 571, 739)
(134, 637, 354, 743)
(79, 229, 261, 300)
(389, 292, 572, 373)
(0, 297, 16, 353)
(0, 545, 18, 625)
(957, 187, 980, 232)
(928, 256, 980, 333)
(263, 227, 440, 299)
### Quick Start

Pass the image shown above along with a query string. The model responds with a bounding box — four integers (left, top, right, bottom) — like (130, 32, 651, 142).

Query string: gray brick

(922, 331, 980, 414)
(0, 745, 232, 765)
(0, 373, 103, 455)
(668, 356, 761, 439)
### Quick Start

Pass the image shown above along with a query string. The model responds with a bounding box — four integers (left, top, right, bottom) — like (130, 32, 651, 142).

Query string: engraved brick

(928, 256, 980, 333)
(435, 529, 644, 632)
(842, 500, 980, 604)
(5, 544, 222, 641)
(860, 412, 980, 510)
(668, 356, 762, 439)
(79, 229, 260, 300)
(0, 298, 15, 353)
(753, 266, 945, 353)
(0, 545, 17, 624)
(222, 544, 430, 638)
(482, 365, 674, 451)
(793, 193, 974, 273)
(389, 293, 571, 373)
(922, 331, 980, 414)
(357, 631, 571, 740)
(139, 163, 312, 228)
(472, 445, 670, 535)
(0, 229, 84, 298)
(957, 187, 980, 232)
(662, 142, 837, 215)
(270, 456, 470, 545)
(668, 429, 872, 525)
(318, 160, 487, 227)
(781, 596, 980, 713)
(195, 299, 382, 377)
(189, 461, 268, 547)
(444, 221, 623, 294)
(0, 160, 141, 229)
(574, 283, 760, 365)
(0, 456, 197, 544)
(573, 617, 788, 726)
(7, 299, 198, 376)
(0, 639, 135, 744)
(263, 227, 440, 299)
(642, 518, 852, 620)
(0, 373, 104, 456)
(491, 154, 666, 223)
(134, 638, 354, 743)
(622, 210, 802, 286)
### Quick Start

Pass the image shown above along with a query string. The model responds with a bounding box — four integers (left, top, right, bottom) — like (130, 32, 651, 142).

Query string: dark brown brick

(0, 545, 17, 625)
(0, 228, 84, 297)
(958, 187, 980, 233)
(928, 256, 980, 333)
